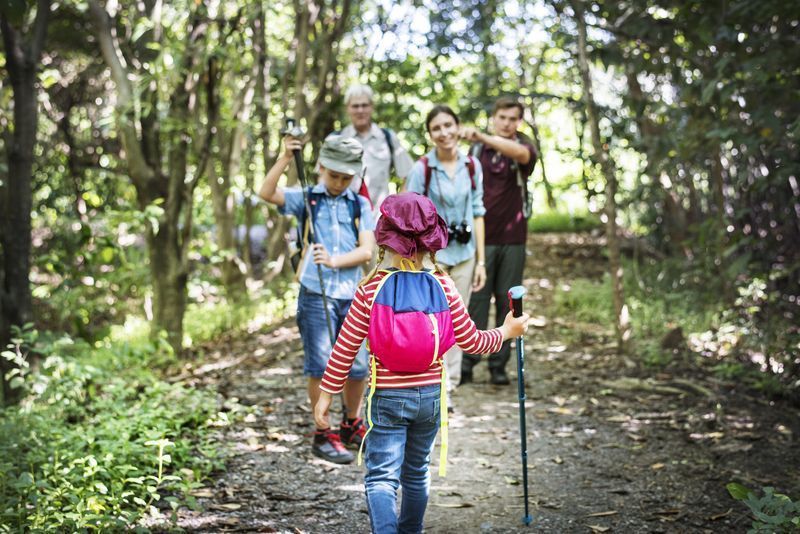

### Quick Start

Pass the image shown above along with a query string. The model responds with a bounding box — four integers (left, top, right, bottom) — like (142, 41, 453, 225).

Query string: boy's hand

(314, 390, 333, 429)
(282, 135, 304, 159)
(458, 126, 481, 143)
(501, 311, 530, 340)
(311, 243, 336, 268)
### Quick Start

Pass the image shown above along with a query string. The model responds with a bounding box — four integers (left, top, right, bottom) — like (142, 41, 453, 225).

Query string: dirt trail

(162, 234, 800, 533)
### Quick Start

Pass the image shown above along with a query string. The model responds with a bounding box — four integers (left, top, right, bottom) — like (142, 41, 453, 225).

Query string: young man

(258, 134, 376, 463)
(458, 97, 538, 385)
(340, 84, 414, 213)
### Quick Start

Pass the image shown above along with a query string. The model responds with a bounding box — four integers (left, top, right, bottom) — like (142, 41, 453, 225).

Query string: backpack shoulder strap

(381, 127, 395, 174)
(421, 156, 432, 196)
(298, 187, 319, 246)
(465, 155, 476, 190)
(366, 269, 397, 312)
(348, 192, 362, 238)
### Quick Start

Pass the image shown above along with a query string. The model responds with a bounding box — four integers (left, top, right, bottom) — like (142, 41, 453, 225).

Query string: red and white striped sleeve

(320, 282, 373, 394)
(438, 273, 504, 354)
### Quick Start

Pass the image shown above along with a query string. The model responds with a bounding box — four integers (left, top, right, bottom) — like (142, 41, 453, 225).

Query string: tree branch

(87, 0, 156, 192)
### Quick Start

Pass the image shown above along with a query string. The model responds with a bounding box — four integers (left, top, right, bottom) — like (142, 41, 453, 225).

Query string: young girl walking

(314, 192, 529, 533)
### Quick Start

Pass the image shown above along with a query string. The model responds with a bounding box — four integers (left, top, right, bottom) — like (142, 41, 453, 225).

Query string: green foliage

(183, 281, 297, 346)
(0, 329, 232, 531)
(727, 483, 800, 533)
(528, 209, 602, 233)
(552, 278, 612, 325)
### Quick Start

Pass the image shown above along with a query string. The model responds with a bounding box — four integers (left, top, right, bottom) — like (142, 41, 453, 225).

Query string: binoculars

(448, 221, 472, 244)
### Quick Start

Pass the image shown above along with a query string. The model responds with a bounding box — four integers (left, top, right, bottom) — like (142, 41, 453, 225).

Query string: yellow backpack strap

(358, 355, 378, 466)
(399, 257, 417, 271)
(438, 358, 448, 477)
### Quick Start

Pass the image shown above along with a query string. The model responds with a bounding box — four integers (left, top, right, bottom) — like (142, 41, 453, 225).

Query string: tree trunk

(573, 1, 630, 353)
(0, 0, 51, 405)
(147, 225, 186, 351)
(88, 1, 208, 354)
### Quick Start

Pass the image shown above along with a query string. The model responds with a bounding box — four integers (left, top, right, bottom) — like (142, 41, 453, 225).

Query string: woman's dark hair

(425, 105, 460, 132)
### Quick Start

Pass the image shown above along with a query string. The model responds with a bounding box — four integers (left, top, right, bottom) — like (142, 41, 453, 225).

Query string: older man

(340, 84, 413, 213)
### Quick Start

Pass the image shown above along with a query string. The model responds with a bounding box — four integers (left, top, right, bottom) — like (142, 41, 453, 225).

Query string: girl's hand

(314, 390, 333, 429)
(282, 135, 304, 159)
(312, 243, 336, 268)
(501, 311, 530, 340)
(472, 263, 486, 292)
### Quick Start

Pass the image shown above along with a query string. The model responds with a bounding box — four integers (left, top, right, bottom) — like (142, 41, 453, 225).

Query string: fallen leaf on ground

(653, 508, 681, 516)
(431, 502, 474, 508)
(209, 503, 242, 511)
(553, 456, 564, 464)
(588, 525, 611, 532)
(189, 488, 214, 498)
(650, 463, 665, 470)
(709, 508, 732, 520)
(504, 476, 520, 485)
(586, 510, 618, 517)
(548, 407, 574, 415)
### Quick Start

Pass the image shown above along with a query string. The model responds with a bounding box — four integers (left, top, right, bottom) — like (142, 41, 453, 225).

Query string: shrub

(727, 483, 800, 533)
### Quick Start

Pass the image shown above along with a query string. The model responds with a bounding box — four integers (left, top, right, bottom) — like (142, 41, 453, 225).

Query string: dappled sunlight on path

(157, 233, 799, 533)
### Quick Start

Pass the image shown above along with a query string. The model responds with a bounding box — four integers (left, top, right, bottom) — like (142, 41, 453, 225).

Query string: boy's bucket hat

(318, 134, 363, 176)
(375, 192, 449, 257)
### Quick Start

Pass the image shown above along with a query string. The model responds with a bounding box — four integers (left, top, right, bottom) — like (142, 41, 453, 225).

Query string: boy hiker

(458, 96, 538, 385)
(340, 84, 414, 213)
(258, 134, 376, 464)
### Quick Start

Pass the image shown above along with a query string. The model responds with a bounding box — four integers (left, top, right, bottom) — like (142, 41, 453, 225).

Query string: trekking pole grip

(508, 286, 527, 319)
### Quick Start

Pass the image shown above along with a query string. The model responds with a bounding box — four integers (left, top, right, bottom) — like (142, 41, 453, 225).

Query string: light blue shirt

(406, 150, 485, 267)
(280, 184, 375, 299)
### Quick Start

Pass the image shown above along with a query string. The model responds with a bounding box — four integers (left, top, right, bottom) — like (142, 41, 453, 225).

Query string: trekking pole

(282, 118, 336, 346)
(508, 285, 532, 526)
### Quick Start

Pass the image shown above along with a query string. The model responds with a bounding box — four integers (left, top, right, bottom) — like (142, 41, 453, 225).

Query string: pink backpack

(359, 265, 456, 476)
(367, 269, 455, 372)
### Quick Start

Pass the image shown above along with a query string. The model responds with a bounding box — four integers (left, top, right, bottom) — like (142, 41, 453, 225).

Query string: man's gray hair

(345, 84, 374, 105)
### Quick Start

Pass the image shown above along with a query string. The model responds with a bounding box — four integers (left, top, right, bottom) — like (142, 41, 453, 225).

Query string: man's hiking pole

(508, 285, 532, 526)
(282, 118, 336, 346)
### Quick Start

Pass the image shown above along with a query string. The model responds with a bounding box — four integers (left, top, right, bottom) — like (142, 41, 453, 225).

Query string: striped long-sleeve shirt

(320, 270, 505, 394)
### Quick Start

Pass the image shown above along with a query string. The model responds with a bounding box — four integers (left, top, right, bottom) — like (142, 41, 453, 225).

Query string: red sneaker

(312, 429, 354, 464)
(339, 417, 367, 448)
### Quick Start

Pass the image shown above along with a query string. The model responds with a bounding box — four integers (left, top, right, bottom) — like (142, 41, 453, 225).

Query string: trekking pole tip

(522, 514, 533, 525)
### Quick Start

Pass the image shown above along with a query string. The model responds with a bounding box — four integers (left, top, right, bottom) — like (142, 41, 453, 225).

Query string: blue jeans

(364, 385, 441, 534)
(296, 286, 368, 379)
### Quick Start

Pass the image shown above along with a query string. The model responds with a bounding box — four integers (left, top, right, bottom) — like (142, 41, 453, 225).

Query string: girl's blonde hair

(360, 246, 386, 286)
(359, 246, 444, 286)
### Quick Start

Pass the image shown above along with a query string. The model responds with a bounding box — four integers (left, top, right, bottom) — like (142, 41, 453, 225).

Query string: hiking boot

(339, 417, 367, 448)
(490, 368, 511, 385)
(312, 429, 354, 464)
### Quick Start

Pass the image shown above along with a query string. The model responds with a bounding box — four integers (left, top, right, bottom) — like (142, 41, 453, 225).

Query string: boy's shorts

(297, 286, 369, 379)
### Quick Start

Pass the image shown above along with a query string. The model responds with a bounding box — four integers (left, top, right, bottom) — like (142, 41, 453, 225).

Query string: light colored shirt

(320, 270, 503, 394)
(405, 149, 485, 267)
(341, 123, 414, 213)
(279, 184, 375, 300)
